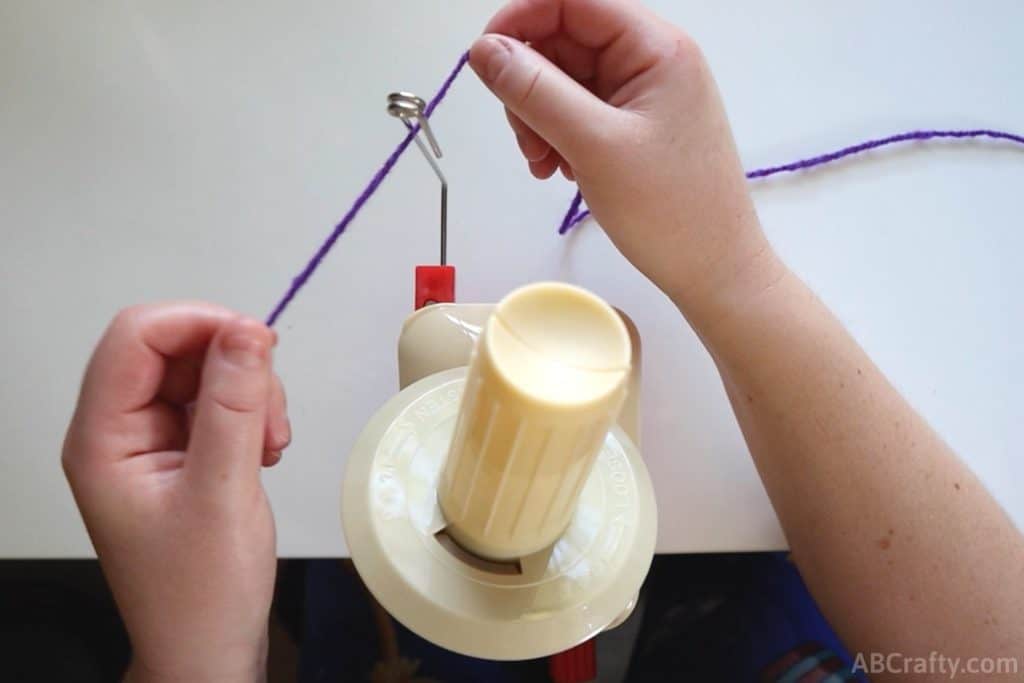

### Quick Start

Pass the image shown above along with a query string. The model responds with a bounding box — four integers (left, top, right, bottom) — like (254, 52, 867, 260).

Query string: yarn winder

(339, 92, 657, 680)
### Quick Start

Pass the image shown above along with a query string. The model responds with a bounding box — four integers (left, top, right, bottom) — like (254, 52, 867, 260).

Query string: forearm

(678, 246, 1024, 664)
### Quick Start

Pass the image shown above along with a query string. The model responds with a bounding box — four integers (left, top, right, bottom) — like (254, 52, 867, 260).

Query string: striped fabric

(761, 642, 859, 682)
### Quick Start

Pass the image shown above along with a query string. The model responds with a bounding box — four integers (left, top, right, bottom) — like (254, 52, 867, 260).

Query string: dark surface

(0, 561, 129, 683)
(0, 554, 858, 683)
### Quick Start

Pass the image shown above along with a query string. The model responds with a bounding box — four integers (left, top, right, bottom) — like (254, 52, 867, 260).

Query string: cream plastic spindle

(438, 282, 632, 560)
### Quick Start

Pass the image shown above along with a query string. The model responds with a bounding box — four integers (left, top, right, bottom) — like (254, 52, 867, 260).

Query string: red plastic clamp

(549, 639, 597, 683)
(414, 265, 455, 310)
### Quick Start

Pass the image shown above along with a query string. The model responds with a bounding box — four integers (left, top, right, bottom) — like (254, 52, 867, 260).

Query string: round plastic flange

(342, 367, 657, 661)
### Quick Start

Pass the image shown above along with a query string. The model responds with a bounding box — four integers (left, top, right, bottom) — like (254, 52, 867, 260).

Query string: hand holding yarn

(469, 0, 772, 315)
(63, 304, 289, 683)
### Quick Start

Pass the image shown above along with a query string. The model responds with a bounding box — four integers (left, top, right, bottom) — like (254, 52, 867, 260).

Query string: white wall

(1, 0, 1021, 556)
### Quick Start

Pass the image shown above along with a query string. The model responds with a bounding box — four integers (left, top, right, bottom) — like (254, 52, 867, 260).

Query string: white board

(1, 0, 1021, 557)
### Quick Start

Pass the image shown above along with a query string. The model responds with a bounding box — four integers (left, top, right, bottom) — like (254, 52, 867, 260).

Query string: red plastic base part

(549, 640, 597, 683)
(414, 265, 455, 310)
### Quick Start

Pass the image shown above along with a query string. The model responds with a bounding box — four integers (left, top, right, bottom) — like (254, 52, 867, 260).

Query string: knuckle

(667, 30, 707, 74)
(60, 422, 86, 479)
(106, 305, 151, 347)
(212, 391, 263, 415)
(673, 30, 702, 60)
(207, 378, 265, 415)
(517, 66, 543, 107)
(60, 437, 92, 485)
(111, 304, 146, 331)
(60, 448, 77, 481)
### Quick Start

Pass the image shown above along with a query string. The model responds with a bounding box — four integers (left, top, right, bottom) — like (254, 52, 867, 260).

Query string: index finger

(484, 0, 677, 111)
(77, 301, 237, 421)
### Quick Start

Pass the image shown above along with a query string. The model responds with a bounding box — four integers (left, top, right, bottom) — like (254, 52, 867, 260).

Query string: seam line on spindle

(460, 399, 500, 520)
(511, 427, 552, 537)
(443, 373, 482, 509)
(483, 418, 526, 538)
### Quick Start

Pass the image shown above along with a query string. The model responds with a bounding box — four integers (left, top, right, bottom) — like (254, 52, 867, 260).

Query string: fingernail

(221, 320, 270, 369)
(472, 35, 512, 83)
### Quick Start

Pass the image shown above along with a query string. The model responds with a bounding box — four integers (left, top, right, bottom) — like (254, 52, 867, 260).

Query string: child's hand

(471, 0, 776, 318)
(63, 303, 290, 683)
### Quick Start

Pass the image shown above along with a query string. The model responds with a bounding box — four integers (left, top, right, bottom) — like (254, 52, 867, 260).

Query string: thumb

(187, 316, 274, 487)
(470, 34, 614, 166)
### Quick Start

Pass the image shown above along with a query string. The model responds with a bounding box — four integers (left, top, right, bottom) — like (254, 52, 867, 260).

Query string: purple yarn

(557, 190, 584, 235)
(264, 46, 1024, 324)
(746, 128, 1024, 179)
(559, 128, 1024, 233)
(265, 51, 470, 327)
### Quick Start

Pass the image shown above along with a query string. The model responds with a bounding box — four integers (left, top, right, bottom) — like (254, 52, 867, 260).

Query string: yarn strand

(264, 50, 1024, 325)
(265, 52, 469, 327)
(558, 128, 1024, 233)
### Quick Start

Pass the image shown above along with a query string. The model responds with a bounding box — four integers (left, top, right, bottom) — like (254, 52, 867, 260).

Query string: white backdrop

(1, 1, 1021, 557)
